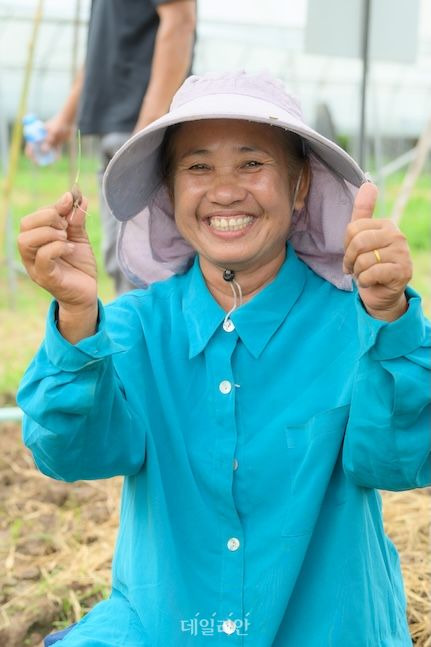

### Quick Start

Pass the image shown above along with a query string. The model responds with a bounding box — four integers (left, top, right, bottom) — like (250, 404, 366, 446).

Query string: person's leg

(49, 589, 147, 646)
(98, 133, 136, 295)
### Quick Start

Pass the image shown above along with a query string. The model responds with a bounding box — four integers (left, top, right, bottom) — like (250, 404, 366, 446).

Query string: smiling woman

(168, 119, 309, 297)
(16, 71, 430, 646)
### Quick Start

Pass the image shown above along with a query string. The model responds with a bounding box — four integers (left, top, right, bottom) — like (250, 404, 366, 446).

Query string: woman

(17, 72, 430, 646)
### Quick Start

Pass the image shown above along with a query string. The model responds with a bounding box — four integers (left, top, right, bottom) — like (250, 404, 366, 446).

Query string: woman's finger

(32, 240, 75, 283)
(343, 227, 406, 274)
(54, 192, 75, 216)
(18, 226, 69, 262)
(66, 197, 89, 231)
(20, 206, 69, 233)
(355, 261, 410, 290)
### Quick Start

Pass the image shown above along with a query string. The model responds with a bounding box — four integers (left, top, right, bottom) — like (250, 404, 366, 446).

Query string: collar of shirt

(183, 244, 307, 359)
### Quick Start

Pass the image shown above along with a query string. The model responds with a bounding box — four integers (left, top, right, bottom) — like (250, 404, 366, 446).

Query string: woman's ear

(294, 161, 311, 210)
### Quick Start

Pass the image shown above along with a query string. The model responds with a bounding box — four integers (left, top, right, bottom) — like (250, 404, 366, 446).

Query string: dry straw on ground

(0, 423, 430, 646)
(382, 489, 431, 645)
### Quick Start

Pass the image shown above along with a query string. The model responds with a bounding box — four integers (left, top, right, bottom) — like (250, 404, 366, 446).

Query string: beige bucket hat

(103, 71, 366, 290)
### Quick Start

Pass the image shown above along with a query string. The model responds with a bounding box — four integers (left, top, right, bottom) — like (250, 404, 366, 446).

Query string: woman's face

(170, 119, 304, 275)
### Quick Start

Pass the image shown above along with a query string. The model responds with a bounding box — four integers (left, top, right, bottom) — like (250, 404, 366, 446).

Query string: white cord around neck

(223, 278, 243, 326)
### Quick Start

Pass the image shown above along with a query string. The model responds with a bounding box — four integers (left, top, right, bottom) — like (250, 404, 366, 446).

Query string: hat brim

(103, 93, 365, 223)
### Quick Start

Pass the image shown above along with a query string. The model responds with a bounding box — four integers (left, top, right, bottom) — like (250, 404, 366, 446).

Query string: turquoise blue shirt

(18, 246, 431, 646)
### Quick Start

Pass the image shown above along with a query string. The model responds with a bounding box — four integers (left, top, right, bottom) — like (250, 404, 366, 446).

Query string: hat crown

(170, 71, 304, 122)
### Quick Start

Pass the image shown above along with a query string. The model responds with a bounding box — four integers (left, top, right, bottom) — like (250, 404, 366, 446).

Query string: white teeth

(209, 215, 254, 232)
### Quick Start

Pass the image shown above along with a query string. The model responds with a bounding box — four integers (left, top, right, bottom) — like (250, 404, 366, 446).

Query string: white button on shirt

(222, 619, 237, 635)
(223, 319, 235, 332)
(233, 458, 239, 471)
(227, 537, 240, 551)
(219, 380, 232, 394)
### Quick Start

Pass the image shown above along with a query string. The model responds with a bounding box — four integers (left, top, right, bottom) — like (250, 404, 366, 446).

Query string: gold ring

(373, 249, 382, 263)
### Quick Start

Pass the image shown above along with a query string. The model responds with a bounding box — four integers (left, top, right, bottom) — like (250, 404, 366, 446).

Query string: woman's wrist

(363, 294, 408, 322)
(57, 301, 99, 344)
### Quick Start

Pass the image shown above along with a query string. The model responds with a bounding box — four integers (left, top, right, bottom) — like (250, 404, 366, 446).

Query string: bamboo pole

(68, 0, 81, 187)
(391, 115, 431, 225)
(0, 0, 45, 296)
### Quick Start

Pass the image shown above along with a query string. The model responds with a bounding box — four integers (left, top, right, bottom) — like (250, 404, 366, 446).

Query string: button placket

(206, 330, 244, 637)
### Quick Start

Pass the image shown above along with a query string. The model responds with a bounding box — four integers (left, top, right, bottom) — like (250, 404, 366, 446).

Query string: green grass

(374, 172, 431, 251)
(0, 157, 430, 399)
(374, 171, 430, 310)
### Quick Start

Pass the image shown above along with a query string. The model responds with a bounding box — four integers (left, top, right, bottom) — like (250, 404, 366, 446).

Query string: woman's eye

(244, 160, 263, 168)
(188, 163, 210, 171)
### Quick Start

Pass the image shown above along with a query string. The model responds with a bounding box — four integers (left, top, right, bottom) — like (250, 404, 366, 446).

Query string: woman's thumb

(55, 192, 74, 216)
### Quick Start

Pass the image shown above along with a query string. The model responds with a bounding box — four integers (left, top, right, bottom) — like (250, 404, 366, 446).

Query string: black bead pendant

(223, 269, 235, 282)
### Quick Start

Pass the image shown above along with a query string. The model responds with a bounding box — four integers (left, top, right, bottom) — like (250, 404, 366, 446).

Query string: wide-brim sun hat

(103, 71, 367, 290)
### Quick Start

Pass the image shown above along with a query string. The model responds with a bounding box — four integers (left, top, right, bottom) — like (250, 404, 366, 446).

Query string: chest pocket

(282, 404, 350, 537)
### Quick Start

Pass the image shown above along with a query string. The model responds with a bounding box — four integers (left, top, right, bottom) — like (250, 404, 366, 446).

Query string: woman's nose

(206, 172, 248, 205)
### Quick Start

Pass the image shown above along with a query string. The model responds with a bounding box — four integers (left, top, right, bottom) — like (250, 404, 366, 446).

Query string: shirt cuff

(44, 300, 127, 371)
(356, 286, 427, 360)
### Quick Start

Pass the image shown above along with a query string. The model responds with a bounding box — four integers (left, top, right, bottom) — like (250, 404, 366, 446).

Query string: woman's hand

(343, 183, 413, 322)
(18, 192, 99, 342)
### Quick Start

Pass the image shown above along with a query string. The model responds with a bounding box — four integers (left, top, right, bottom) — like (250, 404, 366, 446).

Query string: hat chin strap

(290, 167, 304, 216)
(223, 276, 243, 328)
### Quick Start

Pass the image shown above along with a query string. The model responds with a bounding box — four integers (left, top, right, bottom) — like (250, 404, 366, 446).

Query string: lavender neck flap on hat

(106, 71, 366, 291)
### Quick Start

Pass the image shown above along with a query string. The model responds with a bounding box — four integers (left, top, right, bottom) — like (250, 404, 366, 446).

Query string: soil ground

(0, 422, 430, 646)
(0, 422, 120, 647)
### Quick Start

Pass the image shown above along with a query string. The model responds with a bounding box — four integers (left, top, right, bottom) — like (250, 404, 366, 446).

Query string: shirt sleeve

(16, 300, 147, 482)
(343, 286, 431, 491)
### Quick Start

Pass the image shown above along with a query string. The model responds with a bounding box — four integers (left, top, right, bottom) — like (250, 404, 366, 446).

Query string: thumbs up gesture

(343, 182, 412, 321)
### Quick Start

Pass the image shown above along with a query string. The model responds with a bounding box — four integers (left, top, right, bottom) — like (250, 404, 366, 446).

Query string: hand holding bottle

(23, 114, 58, 166)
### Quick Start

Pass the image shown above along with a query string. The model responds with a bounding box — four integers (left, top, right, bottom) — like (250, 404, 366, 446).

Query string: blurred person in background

(26, 0, 196, 294)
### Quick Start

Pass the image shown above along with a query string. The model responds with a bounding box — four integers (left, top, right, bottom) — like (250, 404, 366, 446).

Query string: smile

(208, 215, 255, 232)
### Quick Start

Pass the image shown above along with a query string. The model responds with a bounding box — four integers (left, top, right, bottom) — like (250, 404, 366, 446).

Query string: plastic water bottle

(22, 114, 57, 166)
